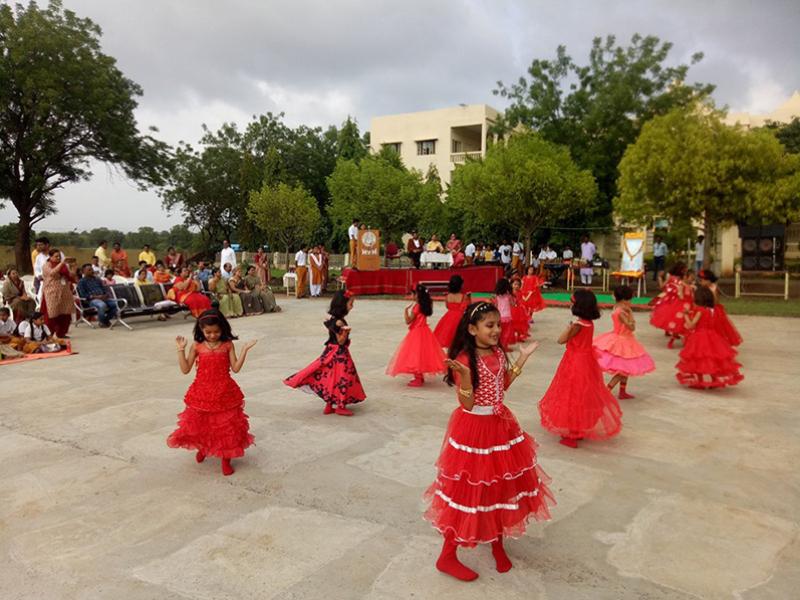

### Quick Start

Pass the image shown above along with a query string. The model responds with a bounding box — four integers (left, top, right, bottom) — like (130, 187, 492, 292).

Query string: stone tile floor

(2, 297, 798, 599)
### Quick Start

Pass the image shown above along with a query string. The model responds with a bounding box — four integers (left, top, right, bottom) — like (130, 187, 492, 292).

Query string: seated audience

(195, 261, 212, 284)
(17, 311, 66, 353)
(153, 261, 173, 284)
(111, 242, 131, 277)
(90, 255, 103, 276)
(134, 261, 154, 283)
(77, 263, 119, 328)
(139, 244, 156, 266)
(165, 246, 184, 271)
(244, 265, 281, 313)
(221, 262, 234, 280)
(210, 267, 243, 318)
(426, 234, 445, 253)
(2, 267, 36, 322)
(0, 306, 17, 343)
(171, 267, 212, 318)
(563, 245, 574, 261)
(102, 269, 116, 287)
(134, 268, 151, 287)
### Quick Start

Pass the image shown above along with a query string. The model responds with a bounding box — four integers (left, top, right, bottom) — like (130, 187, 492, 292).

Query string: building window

(452, 139, 463, 153)
(382, 142, 401, 154)
(416, 139, 436, 155)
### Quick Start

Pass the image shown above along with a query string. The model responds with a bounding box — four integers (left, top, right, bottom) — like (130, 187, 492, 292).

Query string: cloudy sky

(3, 0, 799, 233)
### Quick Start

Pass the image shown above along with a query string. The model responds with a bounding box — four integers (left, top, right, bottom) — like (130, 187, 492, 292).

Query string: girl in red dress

(510, 277, 530, 344)
(493, 278, 516, 350)
(539, 289, 622, 448)
(520, 266, 546, 315)
(167, 310, 256, 476)
(676, 287, 743, 389)
(386, 285, 446, 386)
(425, 301, 555, 582)
(284, 290, 366, 416)
(433, 275, 471, 349)
(697, 269, 742, 347)
(593, 285, 655, 400)
(650, 263, 695, 348)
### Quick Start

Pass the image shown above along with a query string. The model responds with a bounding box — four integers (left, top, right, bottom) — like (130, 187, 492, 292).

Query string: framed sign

(357, 229, 381, 271)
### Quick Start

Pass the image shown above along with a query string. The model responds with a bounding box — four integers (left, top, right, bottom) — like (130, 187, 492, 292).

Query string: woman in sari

(2, 267, 37, 322)
(254, 247, 269, 286)
(153, 261, 173, 284)
(211, 267, 243, 318)
(172, 267, 212, 318)
(41, 250, 75, 337)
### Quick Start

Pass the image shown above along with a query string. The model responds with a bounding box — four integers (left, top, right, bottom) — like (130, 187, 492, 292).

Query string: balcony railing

(450, 151, 483, 163)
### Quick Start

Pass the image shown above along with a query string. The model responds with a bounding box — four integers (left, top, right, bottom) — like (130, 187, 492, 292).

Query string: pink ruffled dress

(593, 307, 655, 376)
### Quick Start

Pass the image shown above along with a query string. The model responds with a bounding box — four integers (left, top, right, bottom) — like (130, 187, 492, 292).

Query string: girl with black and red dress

(539, 289, 622, 448)
(676, 286, 743, 389)
(433, 275, 471, 349)
(697, 269, 742, 347)
(167, 310, 256, 476)
(424, 301, 554, 582)
(386, 285, 447, 387)
(284, 290, 366, 416)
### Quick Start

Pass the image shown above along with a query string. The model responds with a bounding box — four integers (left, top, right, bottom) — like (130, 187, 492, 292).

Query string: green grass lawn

(715, 297, 800, 318)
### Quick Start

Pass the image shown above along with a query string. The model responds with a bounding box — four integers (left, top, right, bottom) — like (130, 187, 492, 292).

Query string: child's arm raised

(506, 340, 539, 387)
(175, 336, 196, 374)
(557, 322, 582, 345)
(229, 339, 257, 373)
(445, 358, 474, 411)
(403, 303, 416, 325)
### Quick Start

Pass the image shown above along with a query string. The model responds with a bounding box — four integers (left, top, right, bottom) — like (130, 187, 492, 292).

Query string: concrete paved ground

(2, 297, 799, 600)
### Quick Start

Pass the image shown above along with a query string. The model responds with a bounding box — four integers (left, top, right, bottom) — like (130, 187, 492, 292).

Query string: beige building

(369, 104, 500, 185)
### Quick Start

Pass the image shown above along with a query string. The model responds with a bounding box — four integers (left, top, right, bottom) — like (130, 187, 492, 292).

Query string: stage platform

(341, 266, 504, 296)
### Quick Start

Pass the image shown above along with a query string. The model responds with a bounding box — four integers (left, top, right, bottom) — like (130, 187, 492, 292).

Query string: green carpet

(472, 291, 651, 305)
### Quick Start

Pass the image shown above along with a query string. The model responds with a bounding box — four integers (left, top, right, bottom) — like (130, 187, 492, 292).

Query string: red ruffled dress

(167, 342, 254, 458)
(386, 304, 447, 376)
(433, 294, 469, 348)
(520, 275, 546, 313)
(593, 307, 655, 376)
(713, 303, 742, 347)
(424, 348, 555, 545)
(676, 306, 743, 388)
(650, 277, 692, 337)
(283, 318, 366, 408)
(539, 320, 622, 440)
(511, 291, 530, 343)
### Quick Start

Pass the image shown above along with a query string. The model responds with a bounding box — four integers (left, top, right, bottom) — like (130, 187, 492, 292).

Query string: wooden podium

(357, 229, 381, 271)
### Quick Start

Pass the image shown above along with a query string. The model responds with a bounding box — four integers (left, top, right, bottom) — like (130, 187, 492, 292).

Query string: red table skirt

(341, 266, 504, 296)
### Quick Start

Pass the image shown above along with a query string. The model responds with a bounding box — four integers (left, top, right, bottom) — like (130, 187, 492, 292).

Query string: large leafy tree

(764, 117, 800, 154)
(615, 104, 800, 265)
(494, 34, 713, 225)
(247, 182, 321, 268)
(0, 1, 170, 272)
(327, 152, 427, 245)
(448, 133, 597, 255)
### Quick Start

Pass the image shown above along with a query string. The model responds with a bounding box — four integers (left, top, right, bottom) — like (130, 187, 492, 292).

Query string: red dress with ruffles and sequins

(433, 294, 469, 349)
(386, 304, 447, 377)
(424, 347, 555, 546)
(167, 341, 254, 458)
(539, 319, 622, 440)
(650, 276, 692, 337)
(676, 306, 743, 388)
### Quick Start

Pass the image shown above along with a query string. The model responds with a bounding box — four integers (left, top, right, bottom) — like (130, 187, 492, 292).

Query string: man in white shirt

(221, 262, 234, 280)
(538, 245, 557, 262)
(464, 241, 476, 265)
(511, 240, 524, 274)
(90, 256, 103, 277)
(498, 241, 512, 267)
(653, 235, 668, 281)
(580, 235, 596, 285)
(220, 239, 236, 270)
(294, 247, 308, 298)
(348, 219, 360, 269)
(694, 235, 705, 272)
(563, 246, 574, 260)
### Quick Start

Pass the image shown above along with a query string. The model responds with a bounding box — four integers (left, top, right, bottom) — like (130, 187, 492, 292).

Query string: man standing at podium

(348, 219, 360, 269)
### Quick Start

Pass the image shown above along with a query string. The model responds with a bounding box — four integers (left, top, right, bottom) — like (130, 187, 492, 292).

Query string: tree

(764, 117, 800, 154)
(327, 153, 426, 244)
(447, 133, 597, 256)
(0, 1, 170, 272)
(615, 104, 800, 265)
(494, 34, 713, 225)
(247, 182, 321, 269)
(336, 116, 368, 162)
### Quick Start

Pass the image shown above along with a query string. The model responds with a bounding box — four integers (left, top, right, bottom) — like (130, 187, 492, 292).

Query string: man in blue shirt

(77, 264, 118, 327)
(195, 261, 212, 283)
(653, 235, 668, 281)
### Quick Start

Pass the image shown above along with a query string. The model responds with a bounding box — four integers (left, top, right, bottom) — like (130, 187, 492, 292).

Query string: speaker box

(739, 225, 785, 271)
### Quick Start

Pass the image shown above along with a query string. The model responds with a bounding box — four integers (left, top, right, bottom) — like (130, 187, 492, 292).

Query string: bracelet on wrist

(458, 387, 472, 398)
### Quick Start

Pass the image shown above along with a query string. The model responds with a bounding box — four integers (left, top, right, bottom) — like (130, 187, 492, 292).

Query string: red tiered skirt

(593, 332, 655, 376)
(714, 304, 742, 347)
(284, 343, 366, 407)
(539, 350, 622, 440)
(676, 330, 743, 389)
(650, 297, 692, 337)
(386, 324, 447, 376)
(167, 405, 254, 458)
(424, 406, 555, 546)
(434, 307, 464, 349)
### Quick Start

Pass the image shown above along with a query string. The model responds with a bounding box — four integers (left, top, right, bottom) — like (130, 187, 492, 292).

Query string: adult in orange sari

(111, 242, 131, 277)
(309, 246, 324, 297)
(41, 249, 75, 337)
(172, 267, 212, 317)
